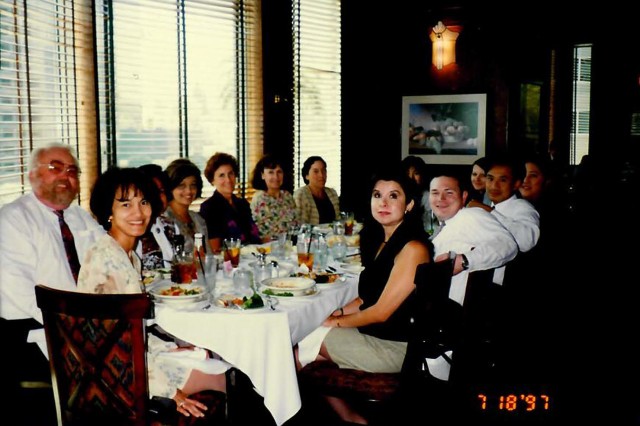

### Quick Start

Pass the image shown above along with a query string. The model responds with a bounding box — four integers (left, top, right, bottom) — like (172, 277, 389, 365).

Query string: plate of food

(261, 286, 320, 298)
(215, 292, 271, 311)
(150, 283, 207, 304)
(260, 276, 317, 297)
(298, 271, 342, 284)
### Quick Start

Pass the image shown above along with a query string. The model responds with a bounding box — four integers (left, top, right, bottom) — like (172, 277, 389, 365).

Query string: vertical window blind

(570, 44, 591, 165)
(0, 0, 94, 205)
(94, 0, 262, 197)
(292, 0, 341, 194)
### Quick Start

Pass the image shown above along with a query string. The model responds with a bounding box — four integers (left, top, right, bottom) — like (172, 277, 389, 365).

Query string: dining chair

(34, 284, 228, 426)
(297, 259, 455, 425)
(401, 265, 504, 424)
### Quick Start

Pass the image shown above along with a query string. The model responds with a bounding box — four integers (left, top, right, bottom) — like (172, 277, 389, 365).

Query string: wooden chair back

(35, 284, 153, 426)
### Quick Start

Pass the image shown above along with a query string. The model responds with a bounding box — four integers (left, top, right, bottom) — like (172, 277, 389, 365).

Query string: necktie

(431, 221, 446, 239)
(54, 210, 81, 282)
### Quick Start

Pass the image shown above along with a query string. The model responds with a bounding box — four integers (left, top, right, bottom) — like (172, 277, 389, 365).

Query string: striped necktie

(54, 210, 81, 283)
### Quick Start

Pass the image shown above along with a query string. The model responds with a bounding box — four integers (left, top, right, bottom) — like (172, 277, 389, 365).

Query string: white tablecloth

(153, 276, 358, 426)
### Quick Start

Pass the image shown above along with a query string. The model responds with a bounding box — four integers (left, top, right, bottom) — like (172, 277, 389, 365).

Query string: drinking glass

(233, 268, 254, 293)
(270, 232, 287, 259)
(223, 238, 241, 268)
(202, 254, 217, 298)
(340, 211, 355, 235)
(171, 253, 194, 284)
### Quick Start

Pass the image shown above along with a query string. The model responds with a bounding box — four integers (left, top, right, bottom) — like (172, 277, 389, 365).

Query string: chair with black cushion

(400, 265, 504, 424)
(297, 259, 455, 425)
(34, 284, 228, 426)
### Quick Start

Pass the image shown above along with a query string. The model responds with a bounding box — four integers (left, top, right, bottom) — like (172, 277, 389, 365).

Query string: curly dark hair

(89, 167, 162, 231)
(164, 158, 204, 201)
(204, 152, 239, 184)
(251, 154, 285, 190)
(301, 156, 326, 185)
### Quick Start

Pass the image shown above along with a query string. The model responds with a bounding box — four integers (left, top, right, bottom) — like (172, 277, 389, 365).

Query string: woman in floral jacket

(250, 154, 299, 241)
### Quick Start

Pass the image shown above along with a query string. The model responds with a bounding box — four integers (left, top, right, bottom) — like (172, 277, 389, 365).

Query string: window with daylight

(292, 0, 341, 194)
(0, 0, 96, 206)
(95, 0, 263, 198)
(570, 44, 591, 165)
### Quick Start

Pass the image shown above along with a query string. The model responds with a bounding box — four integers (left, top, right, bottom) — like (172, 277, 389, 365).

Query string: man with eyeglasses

(0, 143, 104, 417)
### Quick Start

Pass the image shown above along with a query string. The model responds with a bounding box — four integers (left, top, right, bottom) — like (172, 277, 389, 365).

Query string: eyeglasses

(37, 160, 81, 177)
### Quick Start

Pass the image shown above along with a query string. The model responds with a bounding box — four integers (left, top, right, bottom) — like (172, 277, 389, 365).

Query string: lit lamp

(430, 21, 459, 70)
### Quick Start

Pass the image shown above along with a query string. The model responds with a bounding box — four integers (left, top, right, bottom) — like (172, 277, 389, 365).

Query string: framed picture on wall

(401, 93, 487, 165)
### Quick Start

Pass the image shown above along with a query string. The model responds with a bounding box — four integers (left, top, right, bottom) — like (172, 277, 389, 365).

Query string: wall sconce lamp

(430, 21, 459, 70)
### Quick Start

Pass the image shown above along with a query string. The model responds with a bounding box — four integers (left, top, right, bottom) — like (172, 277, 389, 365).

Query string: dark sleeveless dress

(357, 217, 432, 342)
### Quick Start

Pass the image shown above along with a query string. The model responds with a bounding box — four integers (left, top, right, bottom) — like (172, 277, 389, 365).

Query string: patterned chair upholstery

(35, 284, 227, 426)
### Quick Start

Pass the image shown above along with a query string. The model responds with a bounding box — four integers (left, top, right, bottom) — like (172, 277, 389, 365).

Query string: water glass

(270, 232, 287, 258)
(233, 268, 254, 293)
(201, 254, 217, 296)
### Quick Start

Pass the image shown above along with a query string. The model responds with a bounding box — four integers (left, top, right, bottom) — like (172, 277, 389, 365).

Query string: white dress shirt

(0, 193, 104, 322)
(491, 194, 540, 253)
(432, 207, 518, 305)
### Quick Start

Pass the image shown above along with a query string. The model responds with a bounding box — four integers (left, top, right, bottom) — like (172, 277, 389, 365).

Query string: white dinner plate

(261, 286, 320, 299)
(261, 276, 315, 295)
(150, 283, 207, 304)
(339, 263, 364, 274)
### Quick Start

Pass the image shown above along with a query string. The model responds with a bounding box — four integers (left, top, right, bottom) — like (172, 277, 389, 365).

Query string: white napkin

(297, 325, 332, 367)
(156, 348, 232, 374)
(425, 350, 453, 381)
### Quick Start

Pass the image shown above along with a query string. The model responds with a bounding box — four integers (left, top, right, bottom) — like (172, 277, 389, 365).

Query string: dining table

(150, 262, 360, 426)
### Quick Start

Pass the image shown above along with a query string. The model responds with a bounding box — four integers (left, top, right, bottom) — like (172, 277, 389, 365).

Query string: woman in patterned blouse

(249, 154, 299, 242)
(164, 159, 208, 255)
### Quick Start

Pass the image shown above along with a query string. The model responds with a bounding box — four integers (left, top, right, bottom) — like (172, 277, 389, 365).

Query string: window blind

(95, 0, 262, 198)
(292, 0, 341, 194)
(570, 44, 591, 165)
(0, 0, 95, 206)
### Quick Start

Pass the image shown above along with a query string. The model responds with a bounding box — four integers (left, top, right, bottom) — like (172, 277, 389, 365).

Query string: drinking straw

(197, 251, 206, 278)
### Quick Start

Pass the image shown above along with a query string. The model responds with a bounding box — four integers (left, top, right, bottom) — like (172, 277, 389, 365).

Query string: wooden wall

(339, 1, 640, 219)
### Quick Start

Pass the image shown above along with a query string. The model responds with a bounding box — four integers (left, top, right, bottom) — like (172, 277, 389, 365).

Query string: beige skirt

(324, 327, 407, 373)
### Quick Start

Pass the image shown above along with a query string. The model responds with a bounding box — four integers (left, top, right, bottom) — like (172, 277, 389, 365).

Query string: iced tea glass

(223, 238, 241, 268)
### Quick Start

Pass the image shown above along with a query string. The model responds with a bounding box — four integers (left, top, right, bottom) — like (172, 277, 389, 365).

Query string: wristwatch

(460, 254, 469, 270)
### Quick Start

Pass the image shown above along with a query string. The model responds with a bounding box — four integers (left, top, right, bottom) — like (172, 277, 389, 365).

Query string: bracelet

(339, 307, 344, 316)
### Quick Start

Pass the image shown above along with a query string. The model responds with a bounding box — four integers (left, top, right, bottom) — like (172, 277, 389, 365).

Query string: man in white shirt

(427, 173, 518, 305)
(468, 156, 540, 253)
(0, 143, 103, 411)
(421, 173, 518, 383)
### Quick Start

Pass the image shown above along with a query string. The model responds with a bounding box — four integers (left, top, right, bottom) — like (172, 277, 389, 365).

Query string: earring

(404, 210, 408, 215)
(108, 217, 112, 222)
